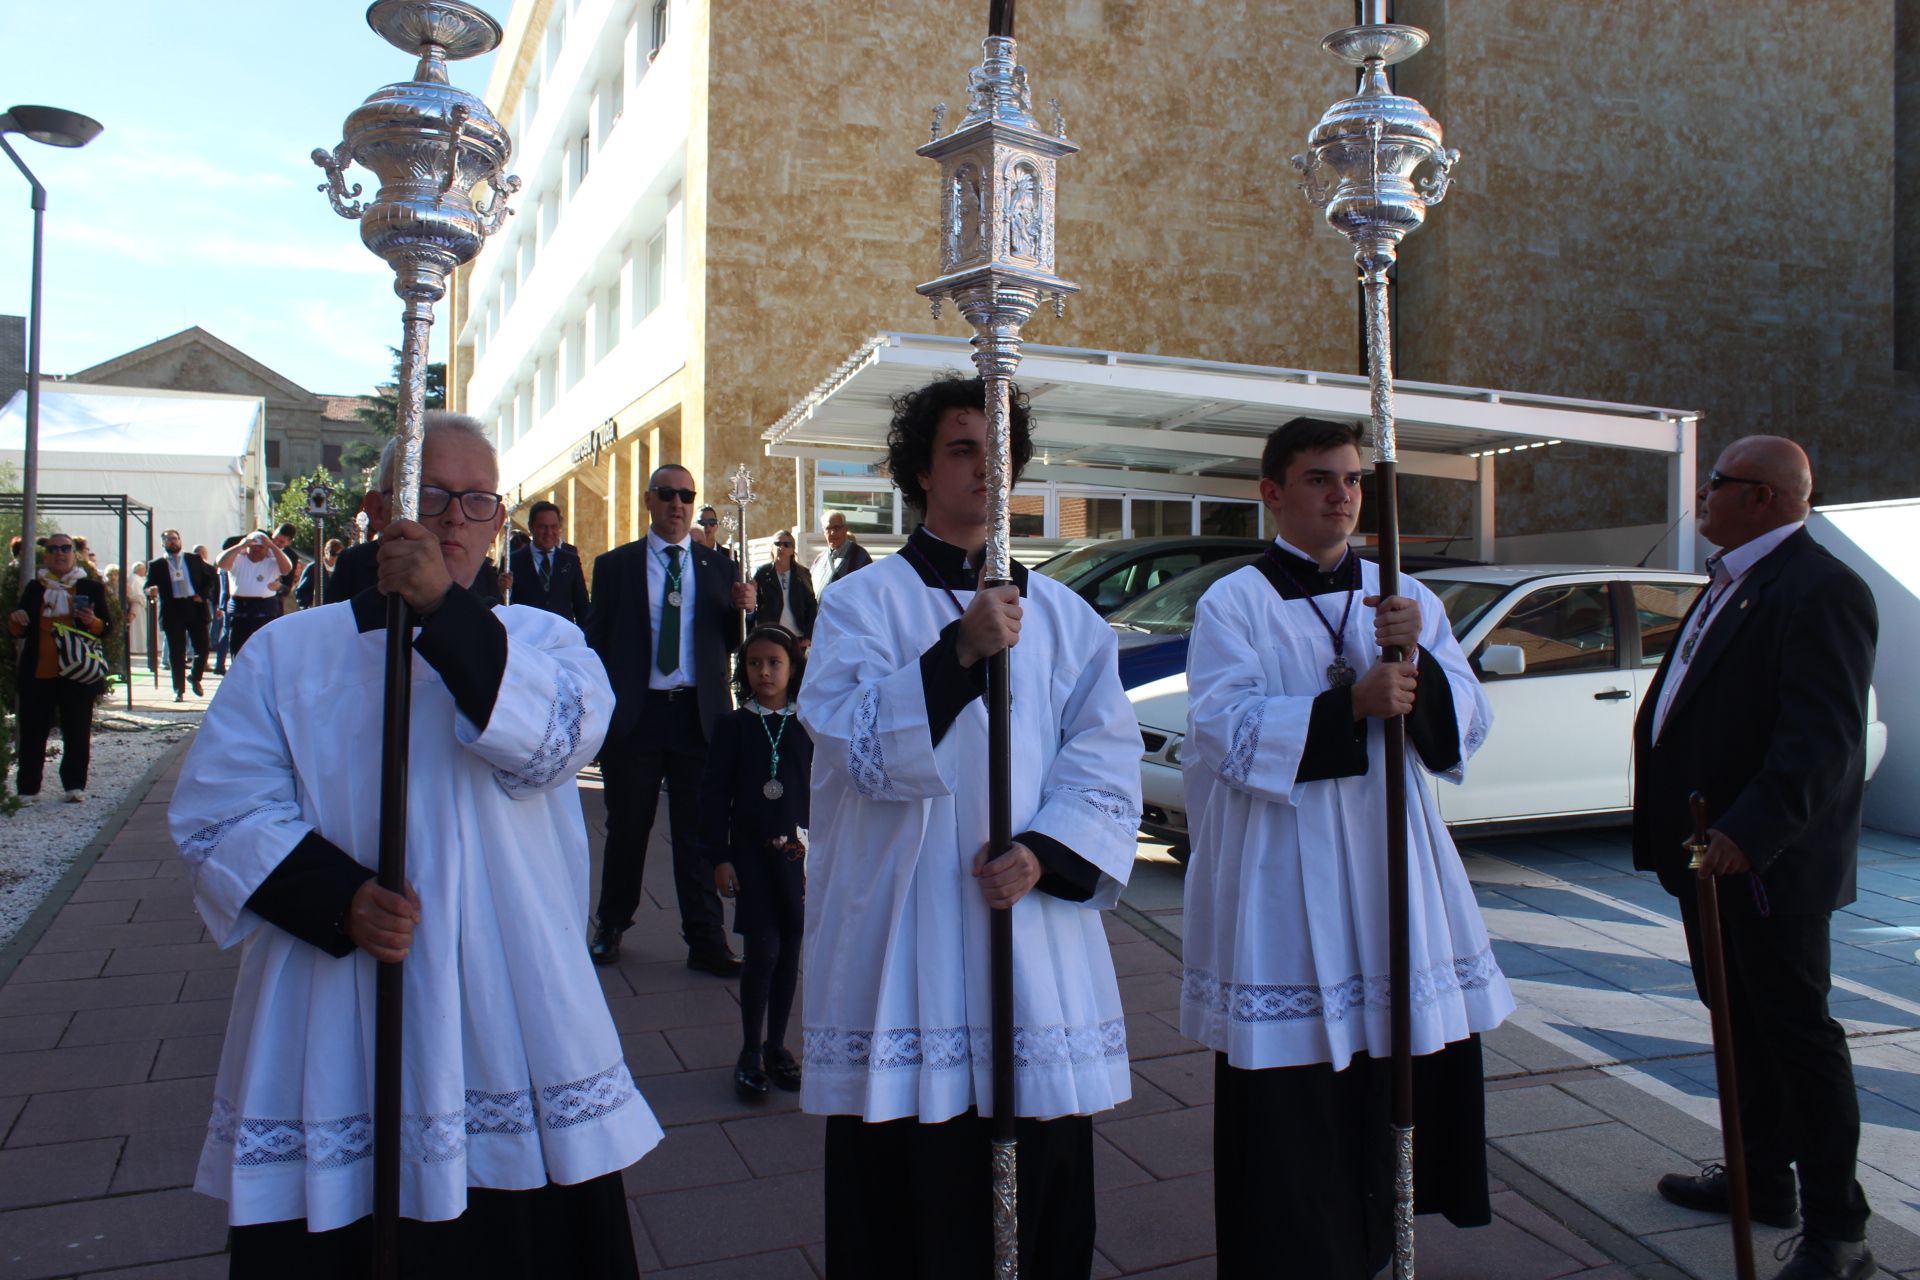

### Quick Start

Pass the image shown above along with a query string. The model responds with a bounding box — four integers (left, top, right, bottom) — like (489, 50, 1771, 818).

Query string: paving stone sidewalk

(2, 754, 1915, 1277)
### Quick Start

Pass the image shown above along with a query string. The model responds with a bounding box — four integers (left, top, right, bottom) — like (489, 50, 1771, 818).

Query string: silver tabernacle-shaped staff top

(311, 0, 521, 524)
(727, 463, 756, 573)
(915, 31, 1077, 584)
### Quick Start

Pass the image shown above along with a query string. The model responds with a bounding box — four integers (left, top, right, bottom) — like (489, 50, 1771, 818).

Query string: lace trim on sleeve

(179, 804, 284, 865)
(492, 665, 586, 797)
(1050, 786, 1140, 844)
(848, 685, 899, 801)
(1222, 701, 1266, 786)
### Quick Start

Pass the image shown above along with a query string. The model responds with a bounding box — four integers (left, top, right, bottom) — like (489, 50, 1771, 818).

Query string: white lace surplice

(1180, 561, 1516, 1070)
(798, 558, 1143, 1123)
(170, 602, 663, 1229)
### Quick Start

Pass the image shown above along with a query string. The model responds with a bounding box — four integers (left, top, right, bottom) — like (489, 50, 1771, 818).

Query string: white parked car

(1129, 564, 1888, 848)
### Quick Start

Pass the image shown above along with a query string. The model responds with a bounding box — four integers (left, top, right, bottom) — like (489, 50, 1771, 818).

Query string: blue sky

(0, 2, 502, 396)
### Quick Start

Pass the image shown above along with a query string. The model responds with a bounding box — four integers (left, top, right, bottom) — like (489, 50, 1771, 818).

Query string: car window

(1632, 582, 1703, 666)
(1090, 560, 1145, 611)
(1137, 553, 1202, 594)
(1420, 578, 1508, 639)
(1108, 555, 1258, 634)
(1035, 540, 1127, 584)
(1483, 583, 1617, 676)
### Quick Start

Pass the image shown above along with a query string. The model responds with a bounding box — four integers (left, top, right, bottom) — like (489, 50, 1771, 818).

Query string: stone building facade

(452, 0, 1918, 575)
(67, 327, 378, 493)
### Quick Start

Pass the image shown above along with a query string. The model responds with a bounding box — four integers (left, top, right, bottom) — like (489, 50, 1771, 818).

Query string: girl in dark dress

(700, 626, 813, 1101)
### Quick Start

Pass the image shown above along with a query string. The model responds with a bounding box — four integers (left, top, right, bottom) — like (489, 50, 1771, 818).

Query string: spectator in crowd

(219, 532, 292, 655)
(7, 535, 21, 570)
(73, 535, 97, 570)
(750, 529, 817, 646)
(270, 523, 304, 611)
(695, 506, 723, 552)
(295, 538, 344, 609)
(586, 464, 755, 971)
(126, 561, 151, 661)
(210, 536, 239, 675)
(810, 510, 872, 596)
(509, 501, 589, 625)
(149, 528, 218, 701)
(8, 532, 112, 803)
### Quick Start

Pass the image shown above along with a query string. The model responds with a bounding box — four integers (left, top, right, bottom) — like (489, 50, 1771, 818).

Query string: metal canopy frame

(0, 492, 157, 708)
(762, 332, 1704, 568)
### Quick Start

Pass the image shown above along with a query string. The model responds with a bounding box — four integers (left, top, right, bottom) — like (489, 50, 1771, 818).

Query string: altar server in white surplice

(170, 412, 661, 1280)
(799, 375, 1142, 1280)
(1181, 417, 1515, 1280)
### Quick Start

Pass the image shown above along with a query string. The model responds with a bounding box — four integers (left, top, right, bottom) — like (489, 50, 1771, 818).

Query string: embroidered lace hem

(803, 1018, 1127, 1072)
(1182, 947, 1502, 1026)
(206, 1061, 637, 1169)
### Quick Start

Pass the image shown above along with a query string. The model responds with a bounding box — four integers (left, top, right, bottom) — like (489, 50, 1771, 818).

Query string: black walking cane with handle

(1689, 791, 1757, 1280)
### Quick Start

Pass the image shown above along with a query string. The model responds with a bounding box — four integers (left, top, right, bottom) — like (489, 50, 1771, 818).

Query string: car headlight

(1165, 736, 1182, 765)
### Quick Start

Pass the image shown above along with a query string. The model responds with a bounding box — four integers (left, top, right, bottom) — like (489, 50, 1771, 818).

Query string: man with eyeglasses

(171, 410, 661, 1274)
(328, 419, 503, 606)
(810, 510, 872, 597)
(509, 500, 589, 626)
(218, 529, 294, 656)
(1635, 436, 1880, 1280)
(586, 465, 757, 971)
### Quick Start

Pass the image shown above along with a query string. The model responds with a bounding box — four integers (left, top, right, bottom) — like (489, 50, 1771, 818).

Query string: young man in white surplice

(169, 413, 661, 1279)
(1180, 417, 1515, 1280)
(798, 375, 1143, 1280)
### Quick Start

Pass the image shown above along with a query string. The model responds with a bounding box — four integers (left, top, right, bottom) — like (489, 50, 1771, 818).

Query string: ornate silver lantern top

(312, 0, 520, 306)
(915, 36, 1077, 323)
(1291, 23, 1458, 280)
(726, 463, 757, 511)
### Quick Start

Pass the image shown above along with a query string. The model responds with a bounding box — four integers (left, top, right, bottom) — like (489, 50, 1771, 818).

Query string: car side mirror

(1479, 643, 1526, 677)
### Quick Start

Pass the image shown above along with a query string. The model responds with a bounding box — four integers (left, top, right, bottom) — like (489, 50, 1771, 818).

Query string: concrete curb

(0, 732, 193, 989)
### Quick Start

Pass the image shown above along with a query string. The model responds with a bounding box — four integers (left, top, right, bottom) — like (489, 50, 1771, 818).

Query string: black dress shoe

(588, 926, 623, 966)
(174, 692, 184, 703)
(734, 1049, 769, 1101)
(191, 680, 204, 697)
(1657, 1165, 1799, 1230)
(764, 1045, 801, 1092)
(1772, 1234, 1875, 1280)
(687, 948, 743, 977)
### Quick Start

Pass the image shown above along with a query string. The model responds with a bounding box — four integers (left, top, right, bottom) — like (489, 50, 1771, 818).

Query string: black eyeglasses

(653, 486, 697, 505)
(418, 486, 505, 520)
(1706, 469, 1769, 491)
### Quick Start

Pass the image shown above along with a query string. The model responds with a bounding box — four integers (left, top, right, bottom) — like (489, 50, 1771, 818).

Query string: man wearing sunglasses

(1635, 436, 1880, 1280)
(587, 464, 757, 972)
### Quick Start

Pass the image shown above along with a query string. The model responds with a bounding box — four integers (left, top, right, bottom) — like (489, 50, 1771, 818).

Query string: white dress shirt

(811, 547, 841, 597)
(776, 568, 799, 633)
(645, 529, 698, 690)
(1651, 520, 1803, 743)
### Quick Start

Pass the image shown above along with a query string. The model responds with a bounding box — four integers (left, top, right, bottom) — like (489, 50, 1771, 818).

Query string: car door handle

(1593, 689, 1631, 701)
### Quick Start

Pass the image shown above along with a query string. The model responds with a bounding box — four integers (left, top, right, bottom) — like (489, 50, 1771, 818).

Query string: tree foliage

(270, 466, 360, 547)
(354, 345, 447, 440)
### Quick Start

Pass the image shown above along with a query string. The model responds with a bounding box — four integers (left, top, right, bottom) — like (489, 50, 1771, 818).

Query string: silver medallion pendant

(1327, 655, 1356, 688)
(667, 590, 683, 608)
(762, 778, 785, 800)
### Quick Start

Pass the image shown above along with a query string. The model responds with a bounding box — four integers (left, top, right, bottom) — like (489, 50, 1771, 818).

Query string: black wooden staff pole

(1689, 792, 1756, 1280)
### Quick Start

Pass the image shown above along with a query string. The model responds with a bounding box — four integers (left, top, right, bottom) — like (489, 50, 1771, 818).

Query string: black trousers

(225, 1171, 638, 1279)
(14, 676, 96, 796)
(1214, 1037, 1491, 1280)
(1678, 884, 1870, 1241)
(594, 690, 727, 951)
(229, 597, 278, 655)
(825, 1111, 1095, 1279)
(161, 601, 210, 693)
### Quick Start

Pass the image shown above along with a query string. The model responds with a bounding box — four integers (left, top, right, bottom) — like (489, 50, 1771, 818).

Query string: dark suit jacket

(588, 536, 745, 744)
(1631, 527, 1879, 913)
(751, 561, 818, 639)
(147, 553, 216, 623)
(510, 542, 590, 625)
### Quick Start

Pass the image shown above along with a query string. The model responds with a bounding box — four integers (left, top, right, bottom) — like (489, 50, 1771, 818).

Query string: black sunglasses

(654, 486, 697, 505)
(1706, 469, 1769, 491)
(43, 543, 74, 552)
(697, 517, 719, 527)
(774, 540, 795, 549)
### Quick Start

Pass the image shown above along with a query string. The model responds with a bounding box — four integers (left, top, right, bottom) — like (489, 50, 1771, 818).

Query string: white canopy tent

(0, 382, 269, 559)
(763, 332, 1703, 569)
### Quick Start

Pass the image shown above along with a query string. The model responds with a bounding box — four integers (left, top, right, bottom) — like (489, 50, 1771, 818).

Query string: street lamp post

(0, 105, 104, 573)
